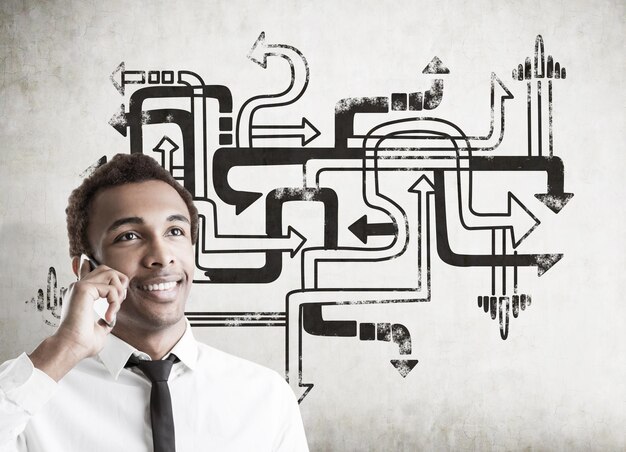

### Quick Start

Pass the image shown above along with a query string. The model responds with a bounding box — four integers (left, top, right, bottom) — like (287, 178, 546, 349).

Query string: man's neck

(112, 318, 187, 360)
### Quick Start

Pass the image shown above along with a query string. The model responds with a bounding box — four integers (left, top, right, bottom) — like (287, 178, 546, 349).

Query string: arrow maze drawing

(107, 33, 573, 402)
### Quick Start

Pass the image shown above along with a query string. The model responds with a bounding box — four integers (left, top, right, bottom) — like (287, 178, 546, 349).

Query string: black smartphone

(80, 253, 114, 327)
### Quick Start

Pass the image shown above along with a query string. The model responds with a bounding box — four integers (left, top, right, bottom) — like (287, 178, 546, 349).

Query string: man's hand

(28, 260, 128, 382)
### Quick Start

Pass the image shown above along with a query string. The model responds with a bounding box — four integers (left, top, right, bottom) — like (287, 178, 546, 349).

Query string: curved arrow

(212, 146, 362, 214)
(357, 74, 513, 152)
(237, 32, 310, 148)
(469, 155, 574, 213)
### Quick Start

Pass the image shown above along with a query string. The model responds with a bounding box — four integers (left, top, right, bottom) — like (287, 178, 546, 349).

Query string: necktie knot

(137, 359, 173, 382)
(126, 354, 178, 382)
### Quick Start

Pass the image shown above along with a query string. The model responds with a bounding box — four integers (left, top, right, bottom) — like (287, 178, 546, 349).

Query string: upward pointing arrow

(152, 136, 179, 172)
(408, 174, 436, 193)
(422, 56, 450, 74)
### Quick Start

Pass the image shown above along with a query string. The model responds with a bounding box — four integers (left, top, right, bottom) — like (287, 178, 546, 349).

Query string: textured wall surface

(0, 1, 624, 450)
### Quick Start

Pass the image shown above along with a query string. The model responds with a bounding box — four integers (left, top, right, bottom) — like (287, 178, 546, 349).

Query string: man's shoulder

(195, 341, 280, 377)
(193, 341, 288, 392)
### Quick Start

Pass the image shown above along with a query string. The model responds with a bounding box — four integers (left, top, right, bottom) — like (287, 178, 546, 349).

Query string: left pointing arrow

(348, 215, 397, 244)
(110, 61, 147, 96)
(109, 104, 127, 136)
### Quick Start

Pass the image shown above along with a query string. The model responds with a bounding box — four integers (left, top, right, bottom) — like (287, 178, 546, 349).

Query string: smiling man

(0, 153, 309, 452)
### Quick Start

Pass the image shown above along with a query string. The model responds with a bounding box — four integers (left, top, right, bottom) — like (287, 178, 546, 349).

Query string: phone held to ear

(80, 253, 115, 328)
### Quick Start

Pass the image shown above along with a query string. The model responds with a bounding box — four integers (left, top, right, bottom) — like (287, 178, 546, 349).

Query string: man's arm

(0, 353, 57, 451)
(0, 261, 127, 448)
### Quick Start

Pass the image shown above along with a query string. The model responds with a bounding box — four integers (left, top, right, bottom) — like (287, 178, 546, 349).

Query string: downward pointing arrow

(534, 192, 574, 213)
(390, 359, 419, 377)
(348, 215, 397, 244)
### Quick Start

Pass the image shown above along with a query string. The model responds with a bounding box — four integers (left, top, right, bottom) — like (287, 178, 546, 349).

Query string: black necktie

(126, 354, 179, 452)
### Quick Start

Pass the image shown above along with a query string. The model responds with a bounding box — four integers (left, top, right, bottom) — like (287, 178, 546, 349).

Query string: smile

(140, 281, 178, 292)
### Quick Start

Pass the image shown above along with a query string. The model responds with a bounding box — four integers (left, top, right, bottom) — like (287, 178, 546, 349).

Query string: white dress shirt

(0, 323, 309, 452)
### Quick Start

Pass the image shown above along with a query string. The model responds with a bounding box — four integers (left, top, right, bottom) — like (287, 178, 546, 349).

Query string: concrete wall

(1, 1, 624, 450)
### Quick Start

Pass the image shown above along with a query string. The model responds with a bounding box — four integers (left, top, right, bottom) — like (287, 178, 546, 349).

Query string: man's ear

(71, 256, 81, 278)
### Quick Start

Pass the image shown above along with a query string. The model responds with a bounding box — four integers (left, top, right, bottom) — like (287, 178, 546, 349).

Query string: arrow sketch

(103, 33, 574, 404)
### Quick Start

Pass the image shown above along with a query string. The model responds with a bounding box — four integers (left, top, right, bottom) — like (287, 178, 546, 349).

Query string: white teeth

(140, 281, 177, 291)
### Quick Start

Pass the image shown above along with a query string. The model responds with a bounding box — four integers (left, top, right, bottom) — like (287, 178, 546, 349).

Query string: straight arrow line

(367, 222, 396, 235)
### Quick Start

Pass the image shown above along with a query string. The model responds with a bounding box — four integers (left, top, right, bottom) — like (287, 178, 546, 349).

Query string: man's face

(86, 180, 194, 333)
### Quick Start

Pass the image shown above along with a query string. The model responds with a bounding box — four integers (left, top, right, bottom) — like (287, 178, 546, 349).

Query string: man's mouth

(139, 281, 178, 292)
(133, 275, 184, 294)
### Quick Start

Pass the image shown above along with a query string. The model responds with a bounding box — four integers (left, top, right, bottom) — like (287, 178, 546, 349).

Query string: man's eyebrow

(107, 216, 144, 233)
(167, 214, 190, 224)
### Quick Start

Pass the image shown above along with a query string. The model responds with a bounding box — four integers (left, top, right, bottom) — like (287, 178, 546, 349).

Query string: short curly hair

(66, 153, 199, 257)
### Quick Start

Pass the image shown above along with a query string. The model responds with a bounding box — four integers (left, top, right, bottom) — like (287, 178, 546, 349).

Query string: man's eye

(168, 227, 185, 237)
(116, 231, 139, 242)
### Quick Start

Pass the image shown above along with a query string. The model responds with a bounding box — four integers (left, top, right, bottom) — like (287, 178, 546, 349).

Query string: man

(0, 153, 309, 451)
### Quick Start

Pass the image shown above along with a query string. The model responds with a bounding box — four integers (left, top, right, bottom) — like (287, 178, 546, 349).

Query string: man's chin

(114, 307, 186, 334)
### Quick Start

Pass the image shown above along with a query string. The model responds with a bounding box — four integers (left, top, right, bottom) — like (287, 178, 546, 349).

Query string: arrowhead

(153, 135, 179, 154)
(301, 117, 321, 146)
(534, 193, 574, 213)
(295, 383, 314, 404)
(492, 72, 514, 100)
(235, 192, 263, 215)
(508, 193, 540, 248)
(110, 61, 125, 95)
(80, 156, 108, 177)
(109, 104, 127, 136)
(408, 174, 435, 193)
(348, 215, 369, 244)
(390, 359, 418, 377)
(422, 56, 449, 74)
(287, 226, 307, 258)
(534, 253, 563, 276)
(247, 31, 268, 68)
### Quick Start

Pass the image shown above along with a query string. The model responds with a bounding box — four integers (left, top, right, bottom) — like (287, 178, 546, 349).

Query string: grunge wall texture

(1, 1, 624, 450)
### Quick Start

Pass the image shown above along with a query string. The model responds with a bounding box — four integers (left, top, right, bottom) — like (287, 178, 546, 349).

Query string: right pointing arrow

(199, 222, 307, 258)
(251, 117, 321, 146)
(390, 359, 419, 377)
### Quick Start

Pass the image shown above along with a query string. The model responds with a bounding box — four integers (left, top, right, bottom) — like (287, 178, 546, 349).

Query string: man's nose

(142, 238, 175, 268)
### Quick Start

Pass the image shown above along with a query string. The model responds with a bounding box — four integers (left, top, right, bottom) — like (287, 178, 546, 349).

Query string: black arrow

(433, 170, 563, 276)
(212, 147, 362, 215)
(251, 117, 321, 146)
(533, 193, 573, 213)
(348, 215, 397, 244)
(390, 359, 419, 378)
(469, 155, 574, 214)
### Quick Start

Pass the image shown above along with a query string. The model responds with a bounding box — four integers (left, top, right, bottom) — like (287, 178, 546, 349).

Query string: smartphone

(80, 254, 115, 327)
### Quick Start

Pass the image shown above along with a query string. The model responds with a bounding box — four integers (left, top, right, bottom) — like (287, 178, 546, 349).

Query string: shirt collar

(98, 319, 198, 380)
